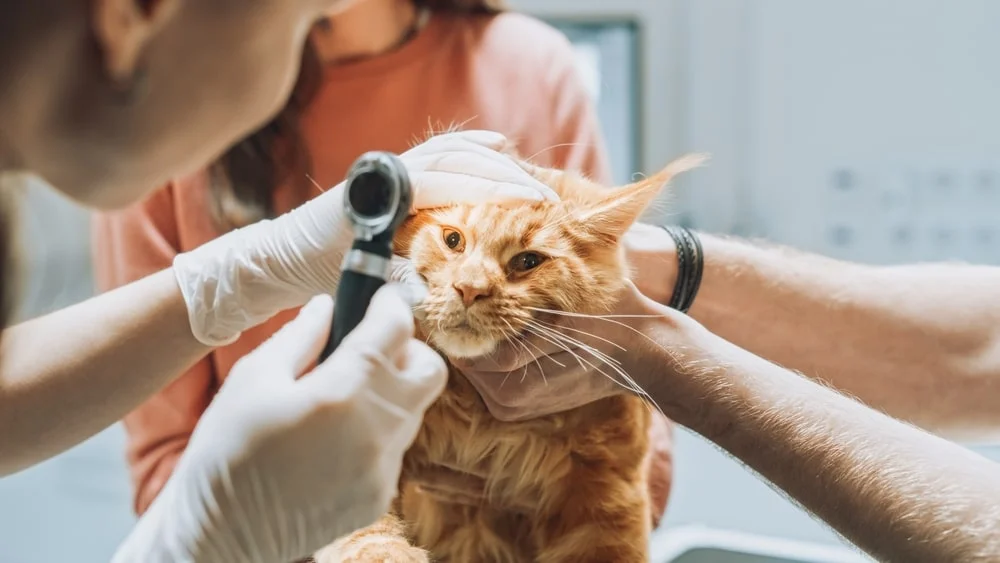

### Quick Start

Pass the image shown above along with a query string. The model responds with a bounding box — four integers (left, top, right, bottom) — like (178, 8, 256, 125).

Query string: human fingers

(303, 285, 444, 411)
(236, 294, 334, 380)
(365, 338, 447, 415)
(335, 284, 416, 359)
(409, 169, 557, 209)
(451, 329, 567, 373)
(459, 351, 613, 421)
(356, 342, 446, 482)
(401, 130, 509, 157)
(298, 285, 415, 398)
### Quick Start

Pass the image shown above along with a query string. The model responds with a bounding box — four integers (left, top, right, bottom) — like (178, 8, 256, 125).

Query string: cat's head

(395, 151, 705, 359)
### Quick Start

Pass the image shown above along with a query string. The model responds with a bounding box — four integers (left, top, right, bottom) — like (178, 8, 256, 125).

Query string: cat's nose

(453, 282, 492, 308)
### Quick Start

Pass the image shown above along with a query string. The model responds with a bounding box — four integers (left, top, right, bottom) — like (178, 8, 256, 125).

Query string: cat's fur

(314, 141, 705, 563)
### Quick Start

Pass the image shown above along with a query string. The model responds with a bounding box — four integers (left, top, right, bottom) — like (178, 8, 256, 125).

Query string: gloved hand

(173, 130, 557, 346)
(451, 281, 675, 422)
(112, 285, 446, 563)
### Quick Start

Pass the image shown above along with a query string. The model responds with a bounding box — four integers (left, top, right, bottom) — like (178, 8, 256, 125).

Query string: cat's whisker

(526, 321, 632, 387)
(527, 306, 660, 319)
(305, 173, 326, 194)
(535, 317, 626, 352)
(525, 320, 623, 369)
(526, 323, 649, 403)
(521, 325, 587, 374)
(525, 320, 663, 415)
(501, 319, 541, 384)
(526, 306, 686, 367)
(523, 142, 593, 165)
(523, 322, 628, 387)
(526, 324, 650, 404)
(507, 320, 567, 369)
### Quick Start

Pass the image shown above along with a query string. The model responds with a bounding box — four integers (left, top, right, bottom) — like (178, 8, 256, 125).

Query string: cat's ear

(575, 153, 708, 240)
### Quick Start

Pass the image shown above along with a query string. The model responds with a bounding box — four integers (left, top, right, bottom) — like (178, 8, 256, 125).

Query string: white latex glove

(112, 285, 446, 563)
(173, 130, 557, 346)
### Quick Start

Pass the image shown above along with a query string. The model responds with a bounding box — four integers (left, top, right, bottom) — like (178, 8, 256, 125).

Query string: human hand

(173, 130, 558, 346)
(452, 281, 691, 422)
(623, 223, 680, 306)
(112, 286, 446, 563)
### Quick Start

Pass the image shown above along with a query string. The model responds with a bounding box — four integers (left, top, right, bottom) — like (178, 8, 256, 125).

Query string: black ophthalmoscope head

(319, 151, 413, 361)
(343, 151, 413, 255)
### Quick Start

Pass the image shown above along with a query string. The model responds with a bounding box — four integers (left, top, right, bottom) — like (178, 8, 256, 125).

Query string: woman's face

(1, 0, 362, 208)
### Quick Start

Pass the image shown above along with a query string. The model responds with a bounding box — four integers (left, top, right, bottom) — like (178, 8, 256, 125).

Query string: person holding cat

(0, 1, 558, 562)
(91, 0, 678, 544)
(456, 205, 1000, 559)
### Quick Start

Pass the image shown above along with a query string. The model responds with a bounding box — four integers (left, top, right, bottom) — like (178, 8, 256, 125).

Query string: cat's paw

(314, 538, 430, 563)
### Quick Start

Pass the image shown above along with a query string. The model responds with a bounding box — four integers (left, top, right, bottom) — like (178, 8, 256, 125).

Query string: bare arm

(627, 223, 1000, 440)
(645, 314, 1000, 562)
(0, 269, 210, 475)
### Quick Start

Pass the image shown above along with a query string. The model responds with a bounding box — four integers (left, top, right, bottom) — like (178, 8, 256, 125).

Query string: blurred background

(3, 0, 1000, 561)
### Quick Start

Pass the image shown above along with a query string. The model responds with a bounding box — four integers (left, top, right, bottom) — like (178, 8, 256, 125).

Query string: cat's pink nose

(453, 282, 492, 308)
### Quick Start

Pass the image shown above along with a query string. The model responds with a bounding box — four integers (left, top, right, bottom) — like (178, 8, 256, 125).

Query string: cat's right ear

(575, 153, 708, 242)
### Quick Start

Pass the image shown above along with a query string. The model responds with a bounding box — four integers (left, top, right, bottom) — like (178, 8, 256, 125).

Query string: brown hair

(208, 0, 508, 231)
(0, 178, 22, 335)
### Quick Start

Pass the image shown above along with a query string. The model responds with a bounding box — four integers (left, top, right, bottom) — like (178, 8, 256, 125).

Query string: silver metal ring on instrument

(341, 249, 392, 280)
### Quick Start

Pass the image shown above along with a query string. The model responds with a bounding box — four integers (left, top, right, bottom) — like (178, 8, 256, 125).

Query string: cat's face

(396, 155, 704, 359)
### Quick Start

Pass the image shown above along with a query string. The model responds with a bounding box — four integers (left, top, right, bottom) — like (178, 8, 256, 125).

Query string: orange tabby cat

(313, 145, 705, 563)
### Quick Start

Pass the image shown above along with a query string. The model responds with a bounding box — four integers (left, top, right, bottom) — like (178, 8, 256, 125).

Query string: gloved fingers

(402, 130, 509, 157)
(404, 146, 556, 190)
(334, 284, 416, 357)
(459, 351, 624, 421)
(240, 294, 334, 380)
(404, 142, 557, 194)
(364, 338, 447, 413)
(450, 328, 567, 373)
(410, 170, 558, 210)
(355, 385, 426, 475)
(300, 285, 422, 400)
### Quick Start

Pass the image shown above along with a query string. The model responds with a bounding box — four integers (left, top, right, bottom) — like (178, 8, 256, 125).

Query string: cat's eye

(442, 228, 464, 251)
(509, 251, 547, 273)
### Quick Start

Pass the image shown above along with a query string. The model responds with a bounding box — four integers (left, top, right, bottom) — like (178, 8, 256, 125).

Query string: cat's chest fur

(403, 362, 649, 511)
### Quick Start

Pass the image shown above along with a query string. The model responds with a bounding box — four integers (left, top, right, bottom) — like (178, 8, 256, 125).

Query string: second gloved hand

(112, 286, 446, 563)
(173, 130, 557, 346)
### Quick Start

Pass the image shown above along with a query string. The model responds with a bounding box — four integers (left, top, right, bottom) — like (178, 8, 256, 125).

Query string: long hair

(208, 0, 508, 231)
(0, 176, 22, 336)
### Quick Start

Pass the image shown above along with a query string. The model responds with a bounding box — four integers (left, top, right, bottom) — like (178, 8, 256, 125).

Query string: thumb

(363, 338, 447, 416)
(402, 130, 509, 157)
(241, 293, 334, 379)
(333, 284, 416, 362)
(395, 339, 448, 413)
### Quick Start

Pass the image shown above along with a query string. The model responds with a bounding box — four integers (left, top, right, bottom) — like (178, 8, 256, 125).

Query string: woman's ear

(91, 0, 180, 84)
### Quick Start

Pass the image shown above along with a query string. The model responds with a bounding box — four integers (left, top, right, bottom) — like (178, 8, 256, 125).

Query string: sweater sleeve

(90, 184, 218, 515)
